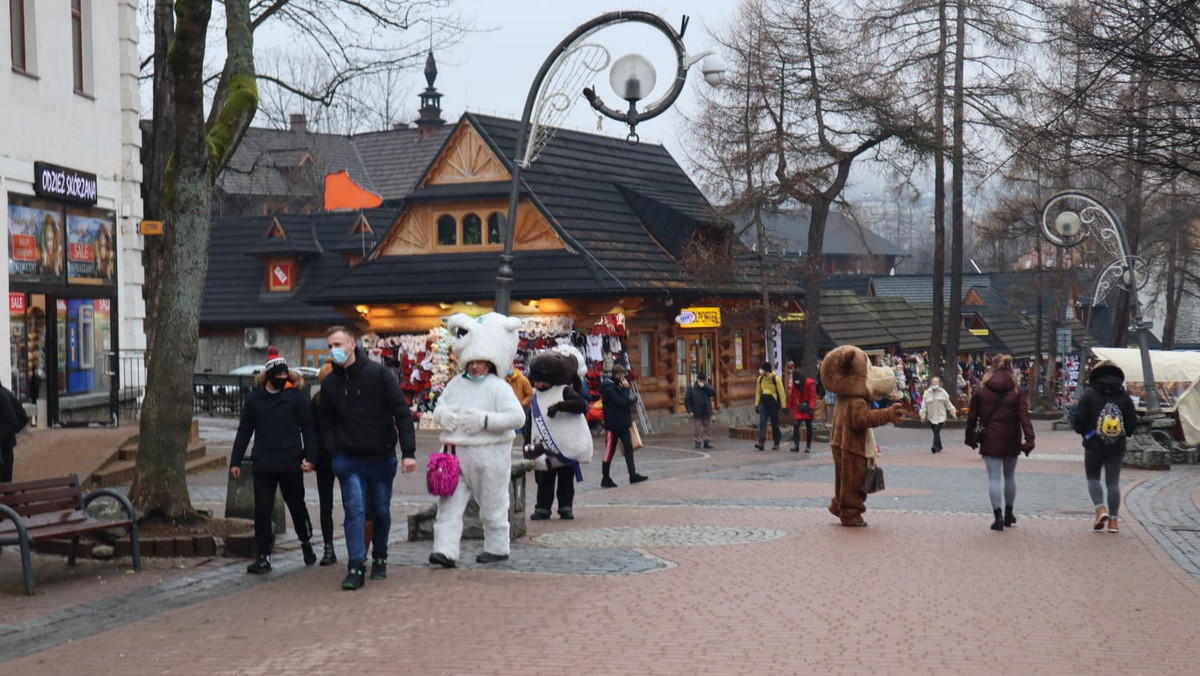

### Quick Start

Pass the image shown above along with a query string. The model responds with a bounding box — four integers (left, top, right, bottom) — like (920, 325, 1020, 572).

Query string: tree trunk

(130, 0, 258, 518)
(801, 198, 831, 379)
(945, 0, 966, 403)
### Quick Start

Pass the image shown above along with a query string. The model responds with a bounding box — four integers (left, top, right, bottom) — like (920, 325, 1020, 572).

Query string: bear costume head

(528, 345, 586, 392)
(445, 312, 523, 376)
(820, 345, 897, 400)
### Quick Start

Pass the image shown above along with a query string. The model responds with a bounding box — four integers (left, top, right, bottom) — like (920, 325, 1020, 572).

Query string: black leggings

(316, 454, 336, 546)
(252, 470, 312, 557)
(0, 442, 13, 483)
(793, 419, 813, 447)
(603, 428, 637, 476)
(1085, 446, 1124, 518)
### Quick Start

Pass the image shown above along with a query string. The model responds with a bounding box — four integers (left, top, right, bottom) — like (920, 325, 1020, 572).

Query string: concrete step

(91, 443, 221, 487)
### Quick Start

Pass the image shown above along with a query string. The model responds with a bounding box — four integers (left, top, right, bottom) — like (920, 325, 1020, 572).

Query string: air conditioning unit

(244, 327, 270, 349)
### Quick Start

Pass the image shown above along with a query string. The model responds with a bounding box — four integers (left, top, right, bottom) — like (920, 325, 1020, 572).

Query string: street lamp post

(1040, 190, 1169, 467)
(493, 11, 725, 315)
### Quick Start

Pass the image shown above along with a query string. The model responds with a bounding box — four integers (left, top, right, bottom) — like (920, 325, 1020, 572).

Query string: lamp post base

(1123, 426, 1171, 471)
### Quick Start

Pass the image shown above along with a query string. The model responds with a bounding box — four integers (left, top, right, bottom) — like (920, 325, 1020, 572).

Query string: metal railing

(110, 350, 147, 422)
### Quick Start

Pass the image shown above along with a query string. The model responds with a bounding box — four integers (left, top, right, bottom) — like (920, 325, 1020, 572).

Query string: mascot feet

(530, 508, 552, 520)
(476, 552, 510, 564)
(429, 552, 457, 569)
(841, 520, 868, 527)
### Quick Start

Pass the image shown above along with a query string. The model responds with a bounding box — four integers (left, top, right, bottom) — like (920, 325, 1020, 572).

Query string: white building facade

(2, 0, 144, 424)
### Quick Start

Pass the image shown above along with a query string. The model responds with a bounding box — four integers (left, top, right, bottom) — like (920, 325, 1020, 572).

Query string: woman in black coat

(599, 365, 647, 487)
(230, 353, 318, 573)
(965, 354, 1035, 532)
(1072, 361, 1137, 533)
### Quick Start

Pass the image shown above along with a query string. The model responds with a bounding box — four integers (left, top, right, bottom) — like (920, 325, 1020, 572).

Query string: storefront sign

(778, 312, 807, 322)
(9, 293, 25, 313)
(139, 220, 164, 236)
(675, 306, 721, 328)
(969, 328, 989, 336)
(34, 162, 98, 206)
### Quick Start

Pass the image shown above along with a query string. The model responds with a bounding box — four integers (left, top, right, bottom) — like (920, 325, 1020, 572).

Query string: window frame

(10, 0, 26, 71)
(432, 209, 506, 251)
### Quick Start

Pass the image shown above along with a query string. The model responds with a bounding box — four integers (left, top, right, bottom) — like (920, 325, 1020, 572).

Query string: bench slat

(0, 486, 84, 510)
(0, 510, 89, 533)
(0, 497, 84, 518)
(22, 519, 132, 541)
(0, 476, 81, 493)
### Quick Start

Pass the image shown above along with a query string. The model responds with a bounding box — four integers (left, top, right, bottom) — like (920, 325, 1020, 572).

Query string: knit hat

(264, 346, 288, 377)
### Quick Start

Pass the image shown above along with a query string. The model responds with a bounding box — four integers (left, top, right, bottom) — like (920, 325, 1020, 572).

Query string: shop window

(733, 331, 745, 370)
(487, 212, 504, 244)
(637, 332, 656, 377)
(437, 214, 456, 245)
(302, 337, 328, 368)
(462, 213, 482, 245)
(70, 0, 92, 95)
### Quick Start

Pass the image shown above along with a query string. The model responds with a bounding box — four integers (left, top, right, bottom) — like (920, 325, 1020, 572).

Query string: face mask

(330, 347, 348, 365)
(464, 372, 486, 382)
(270, 376, 288, 389)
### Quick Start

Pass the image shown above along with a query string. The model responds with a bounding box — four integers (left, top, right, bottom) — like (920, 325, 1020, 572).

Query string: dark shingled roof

(749, 210, 907, 257)
(352, 125, 456, 202)
(872, 273, 992, 303)
(202, 209, 400, 326)
(218, 129, 375, 199)
(819, 274, 874, 296)
(817, 291, 900, 350)
(860, 296, 931, 351)
(245, 216, 323, 258)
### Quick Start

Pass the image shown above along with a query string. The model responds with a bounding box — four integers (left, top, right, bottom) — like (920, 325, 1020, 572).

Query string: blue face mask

(330, 347, 349, 365)
(464, 372, 486, 382)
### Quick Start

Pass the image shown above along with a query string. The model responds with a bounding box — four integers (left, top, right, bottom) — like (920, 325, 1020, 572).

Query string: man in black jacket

(1072, 361, 1138, 534)
(319, 326, 418, 589)
(230, 351, 318, 574)
(0, 383, 21, 482)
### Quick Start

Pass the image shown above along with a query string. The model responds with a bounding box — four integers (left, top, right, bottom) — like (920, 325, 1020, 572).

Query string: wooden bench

(0, 474, 141, 595)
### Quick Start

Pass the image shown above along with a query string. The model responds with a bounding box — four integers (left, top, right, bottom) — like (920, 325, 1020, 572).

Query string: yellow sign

(778, 312, 807, 322)
(675, 306, 721, 328)
(969, 328, 990, 336)
(139, 220, 164, 236)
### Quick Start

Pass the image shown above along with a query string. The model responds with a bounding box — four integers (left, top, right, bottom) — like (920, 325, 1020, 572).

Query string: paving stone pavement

(2, 420, 1199, 675)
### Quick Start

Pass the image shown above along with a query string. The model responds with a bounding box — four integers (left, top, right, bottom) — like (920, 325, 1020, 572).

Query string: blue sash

(530, 393, 584, 482)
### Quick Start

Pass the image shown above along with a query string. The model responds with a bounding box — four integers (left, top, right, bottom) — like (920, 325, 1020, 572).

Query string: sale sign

(9, 293, 25, 313)
(8, 203, 63, 281)
(269, 262, 293, 290)
(65, 212, 115, 283)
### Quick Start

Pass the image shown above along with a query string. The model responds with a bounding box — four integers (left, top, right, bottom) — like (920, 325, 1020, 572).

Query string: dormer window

(266, 259, 297, 292)
(437, 214, 457, 245)
(432, 210, 506, 249)
(462, 213, 482, 245)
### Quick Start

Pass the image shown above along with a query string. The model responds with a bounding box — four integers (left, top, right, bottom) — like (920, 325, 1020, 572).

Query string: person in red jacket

(965, 354, 1035, 532)
(788, 370, 818, 453)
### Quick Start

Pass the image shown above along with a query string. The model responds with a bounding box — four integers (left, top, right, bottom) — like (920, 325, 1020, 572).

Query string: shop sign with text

(34, 162, 98, 206)
(675, 307, 721, 328)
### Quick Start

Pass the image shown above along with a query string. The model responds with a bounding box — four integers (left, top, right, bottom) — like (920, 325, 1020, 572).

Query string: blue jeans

(332, 454, 398, 563)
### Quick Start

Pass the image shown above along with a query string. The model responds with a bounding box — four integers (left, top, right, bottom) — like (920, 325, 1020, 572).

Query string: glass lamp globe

(610, 54, 656, 102)
(1054, 211, 1082, 238)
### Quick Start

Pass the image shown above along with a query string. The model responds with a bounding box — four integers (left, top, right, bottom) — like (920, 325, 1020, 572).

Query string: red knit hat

(264, 345, 288, 376)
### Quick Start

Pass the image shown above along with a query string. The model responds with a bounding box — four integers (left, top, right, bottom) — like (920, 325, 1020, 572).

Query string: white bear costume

(528, 345, 594, 472)
(431, 312, 526, 563)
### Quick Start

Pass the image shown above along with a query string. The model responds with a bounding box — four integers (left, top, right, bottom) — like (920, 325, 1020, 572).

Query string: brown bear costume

(820, 345, 904, 527)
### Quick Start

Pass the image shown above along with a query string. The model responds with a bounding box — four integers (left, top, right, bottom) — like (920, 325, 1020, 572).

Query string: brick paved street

(2, 419, 1199, 674)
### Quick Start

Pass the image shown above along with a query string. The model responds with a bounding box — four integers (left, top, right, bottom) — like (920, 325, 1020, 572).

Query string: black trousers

(252, 469, 312, 557)
(0, 442, 13, 482)
(535, 465, 576, 512)
(315, 453, 336, 546)
(792, 418, 813, 447)
(603, 428, 637, 476)
(929, 422, 944, 451)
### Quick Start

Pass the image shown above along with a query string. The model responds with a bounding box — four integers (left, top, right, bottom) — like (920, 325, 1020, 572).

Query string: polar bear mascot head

(445, 312, 523, 376)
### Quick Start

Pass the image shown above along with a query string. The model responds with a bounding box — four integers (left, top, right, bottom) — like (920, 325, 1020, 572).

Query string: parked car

(229, 364, 320, 377)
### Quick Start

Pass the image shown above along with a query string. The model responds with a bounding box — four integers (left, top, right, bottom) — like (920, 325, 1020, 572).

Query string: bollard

(224, 459, 287, 536)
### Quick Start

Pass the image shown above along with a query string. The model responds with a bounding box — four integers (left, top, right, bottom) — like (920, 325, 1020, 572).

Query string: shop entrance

(8, 291, 116, 426)
(676, 331, 716, 411)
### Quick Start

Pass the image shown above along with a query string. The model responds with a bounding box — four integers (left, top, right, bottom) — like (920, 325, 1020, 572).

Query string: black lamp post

(493, 11, 725, 315)
(1039, 191, 1161, 418)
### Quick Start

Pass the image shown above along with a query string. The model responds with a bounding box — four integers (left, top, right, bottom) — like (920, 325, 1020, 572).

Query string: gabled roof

(202, 209, 400, 326)
(218, 128, 374, 199)
(859, 296, 930, 351)
(872, 273, 992, 303)
(748, 209, 907, 257)
(352, 126, 455, 202)
(245, 216, 322, 257)
(817, 290, 899, 350)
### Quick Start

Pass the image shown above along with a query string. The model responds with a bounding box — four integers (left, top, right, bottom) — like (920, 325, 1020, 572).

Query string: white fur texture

(530, 387, 594, 470)
(445, 312, 522, 376)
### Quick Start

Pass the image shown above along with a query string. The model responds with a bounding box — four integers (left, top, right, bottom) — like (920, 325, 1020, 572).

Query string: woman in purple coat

(965, 354, 1035, 532)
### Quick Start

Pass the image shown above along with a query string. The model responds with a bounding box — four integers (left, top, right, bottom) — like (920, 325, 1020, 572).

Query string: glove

(754, 406, 760, 415)
(1020, 440, 1035, 456)
(887, 402, 905, 424)
(546, 403, 562, 418)
(458, 410, 487, 435)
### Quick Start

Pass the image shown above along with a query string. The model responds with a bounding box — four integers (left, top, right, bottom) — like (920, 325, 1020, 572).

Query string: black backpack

(5, 388, 29, 433)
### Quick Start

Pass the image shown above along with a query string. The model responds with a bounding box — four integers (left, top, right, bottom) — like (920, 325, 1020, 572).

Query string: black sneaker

(370, 556, 387, 580)
(790, 445, 800, 452)
(694, 442, 702, 449)
(703, 442, 712, 449)
(320, 544, 337, 567)
(629, 474, 649, 484)
(601, 477, 617, 488)
(476, 551, 509, 564)
(753, 443, 765, 451)
(246, 555, 271, 575)
(341, 561, 366, 590)
(429, 552, 456, 568)
(530, 509, 552, 520)
(301, 541, 317, 566)
(558, 508, 574, 520)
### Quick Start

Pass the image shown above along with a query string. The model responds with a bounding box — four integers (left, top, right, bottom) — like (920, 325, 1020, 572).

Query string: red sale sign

(11, 234, 37, 261)
(9, 293, 25, 313)
(69, 241, 95, 262)
(271, 263, 290, 286)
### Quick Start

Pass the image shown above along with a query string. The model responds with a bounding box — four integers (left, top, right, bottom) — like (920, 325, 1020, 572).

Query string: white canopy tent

(1090, 347, 1200, 446)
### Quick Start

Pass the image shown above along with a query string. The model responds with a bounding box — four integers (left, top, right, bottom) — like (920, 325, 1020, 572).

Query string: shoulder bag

(969, 391, 1010, 447)
(861, 458, 885, 494)
(426, 445, 460, 497)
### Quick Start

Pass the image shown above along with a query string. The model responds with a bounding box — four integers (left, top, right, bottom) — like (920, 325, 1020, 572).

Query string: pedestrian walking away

(683, 372, 716, 449)
(965, 354, 1035, 532)
(0, 382, 26, 483)
(600, 364, 647, 487)
(788, 370, 817, 453)
(430, 313, 526, 567)
(920, 377, 956, 454)
(754, 362, 786, 450)
(309, 363, 339, 566)
(229, 348, 319, 574)
(1072, 360, 1137, 534)
(319, 326, 418, 589)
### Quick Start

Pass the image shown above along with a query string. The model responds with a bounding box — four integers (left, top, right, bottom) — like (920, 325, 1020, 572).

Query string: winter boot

(320, 543, 337, 566)
(601, 461, 616, 487)
(559, 508, 574, 520)
(530, 508, 552, 520)
(246, 555, 271, 575)
(991, 508, 1005, 532)
(370, 555, 387, 580)
(1004, 506, 1017, 528)
(695, 441, 702, 449)
(1093, 506, 1110, 531)
(301, 541, 317, 566)
(341, 560, 366, 590)
(629, 474, 649, 484)
(1107, 517, 1119, 534)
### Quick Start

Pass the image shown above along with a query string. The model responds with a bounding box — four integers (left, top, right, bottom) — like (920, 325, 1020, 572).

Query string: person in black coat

(683, 373, 716, 449)
(599, 364, 647, 487)
(1072, 361, 1138, 534)
(230, 350, 318, 574)
(0, 384, 21, 482)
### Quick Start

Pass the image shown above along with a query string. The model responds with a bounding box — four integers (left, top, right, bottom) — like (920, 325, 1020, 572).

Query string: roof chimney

(290, 113, 307, 133)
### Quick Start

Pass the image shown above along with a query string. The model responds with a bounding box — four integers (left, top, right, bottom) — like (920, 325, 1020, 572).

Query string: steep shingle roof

(749, 210, 907, 257)
(818, 291, 900, 350)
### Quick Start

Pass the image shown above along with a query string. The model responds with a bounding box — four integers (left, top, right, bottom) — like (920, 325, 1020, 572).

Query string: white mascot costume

(430, 312, 526, 566)
(525, 344, 594, 472)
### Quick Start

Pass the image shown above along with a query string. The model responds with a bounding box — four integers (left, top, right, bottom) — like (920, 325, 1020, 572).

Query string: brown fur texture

(254, 369, 307, 391)
(819, 345, 904, 526)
